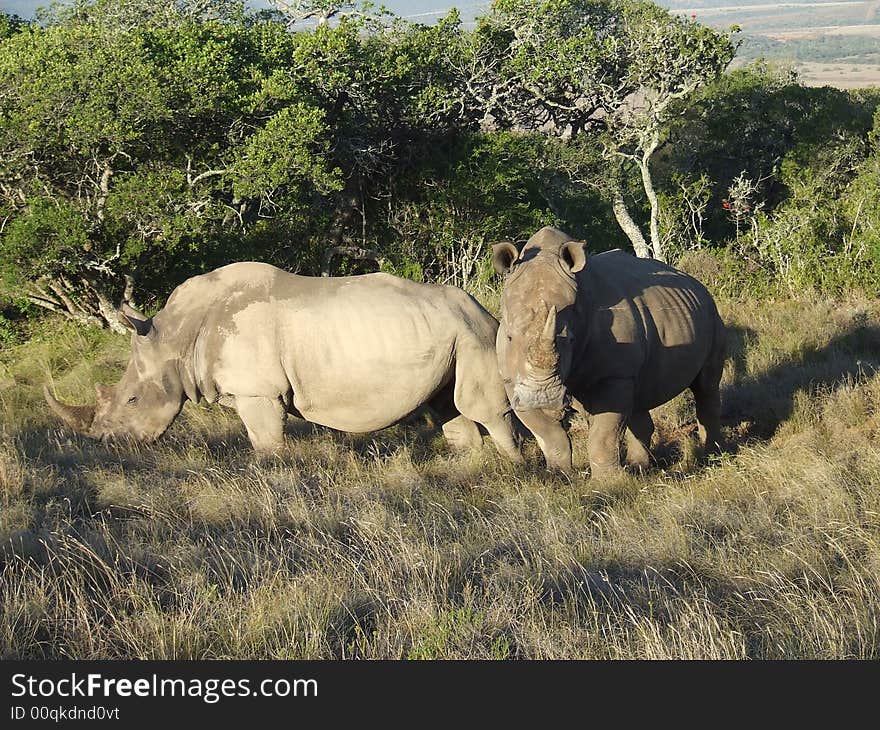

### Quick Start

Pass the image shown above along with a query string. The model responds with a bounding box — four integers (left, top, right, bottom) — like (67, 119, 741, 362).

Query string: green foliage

(663, 62, 879, 240)
(374, 132, 568, 288)
(406, 606, 513, 660)
(0, 12, 25, 38)
(659, 62, 880, 295)
(0, 198, 91, 286)
(844, 155, 880, 278)
(472, 0, 736, 260)
(0, 313, 20, 346)
(0, 0, 878, 330)
(658, 171, 713, 252)
(475, 0, 737, 138)
(0, 7, 284, 310)
(232, 103, 341, 200)
(0, 1, 483, 318)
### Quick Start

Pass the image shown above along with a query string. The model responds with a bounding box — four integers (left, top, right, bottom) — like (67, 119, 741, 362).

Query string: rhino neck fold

(177, 357, 201, 403)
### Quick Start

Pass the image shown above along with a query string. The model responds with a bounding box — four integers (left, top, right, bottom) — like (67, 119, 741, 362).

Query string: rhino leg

(429, 383, 482, 452)
(692, 377, 723, 456)
(441, 414, 484, 452)
(586, 378, 634, 477)
(441, 345, 523, 463)
(515, 407, 572, 472)
(624, 411, 654, 471)
(480, 412, 524, 464)
(441, 405, 523, 463)
(446, 378, 524, 462)
(691, 330, 725, 456)
(235, 395, 286, 452)
(588, 412, 627, 477)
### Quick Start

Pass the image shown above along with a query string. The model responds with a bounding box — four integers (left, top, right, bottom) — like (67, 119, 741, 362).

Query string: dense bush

(0, 0, 494, 322)
(0, 0, 878, 337)
(659, 62, 880, 296)
(0, 0, 741, 328)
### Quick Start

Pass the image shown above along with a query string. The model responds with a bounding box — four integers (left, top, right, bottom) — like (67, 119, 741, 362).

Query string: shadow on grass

(326, 594, 380, 659)
(569, 316, 880, 473)
(721, 320, 880, 442)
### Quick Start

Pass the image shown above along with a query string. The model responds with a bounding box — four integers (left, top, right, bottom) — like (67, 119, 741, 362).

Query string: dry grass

(1, 293, 879, 659)
(797, 62, 880, 89)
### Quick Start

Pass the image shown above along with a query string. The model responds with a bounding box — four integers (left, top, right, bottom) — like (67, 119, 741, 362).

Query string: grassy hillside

(656, 0, 880, 87)
(1, 292, 879, 659)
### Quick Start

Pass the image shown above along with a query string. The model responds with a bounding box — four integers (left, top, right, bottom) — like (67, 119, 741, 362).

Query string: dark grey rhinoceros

(44, 262, 522, 460)
(491, 226, 726, 475)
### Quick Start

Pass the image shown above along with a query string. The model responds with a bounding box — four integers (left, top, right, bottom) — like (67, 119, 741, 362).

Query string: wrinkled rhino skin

(45, 262, 522, 461)
(493, 226, 726, 474)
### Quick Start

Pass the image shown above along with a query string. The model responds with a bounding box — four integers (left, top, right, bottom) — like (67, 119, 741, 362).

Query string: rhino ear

(491, 242, 520, 275)
(561, 240, 587, 273)
(118, 302, 154, 338)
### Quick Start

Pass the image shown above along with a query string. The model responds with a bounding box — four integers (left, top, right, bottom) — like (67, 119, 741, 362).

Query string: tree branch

(321, 245, 385, 277)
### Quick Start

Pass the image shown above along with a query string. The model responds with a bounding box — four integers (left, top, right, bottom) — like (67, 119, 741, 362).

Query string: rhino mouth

(511, 382, 567, 412)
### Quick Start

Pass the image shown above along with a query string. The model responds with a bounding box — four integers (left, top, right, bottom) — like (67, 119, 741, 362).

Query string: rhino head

(492, 226, 587, 413)
(44, 302, 186, 443)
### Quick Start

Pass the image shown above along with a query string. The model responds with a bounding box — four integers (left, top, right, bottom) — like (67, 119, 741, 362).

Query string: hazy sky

(0, 1, 491, 21)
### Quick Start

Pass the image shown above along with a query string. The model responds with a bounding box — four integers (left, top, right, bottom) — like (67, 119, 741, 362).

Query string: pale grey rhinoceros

(491, 226, 726, 475)
(44, 262, 522, 460)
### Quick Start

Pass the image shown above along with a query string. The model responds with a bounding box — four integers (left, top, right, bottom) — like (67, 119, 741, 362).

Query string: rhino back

(575, 251, 722, 410)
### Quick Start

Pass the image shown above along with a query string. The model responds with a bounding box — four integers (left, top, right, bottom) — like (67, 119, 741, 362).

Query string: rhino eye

(127, 396, 138, 405)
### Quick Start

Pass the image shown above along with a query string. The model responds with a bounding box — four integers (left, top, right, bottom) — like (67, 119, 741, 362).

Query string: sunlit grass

(1, 294, 879, 658)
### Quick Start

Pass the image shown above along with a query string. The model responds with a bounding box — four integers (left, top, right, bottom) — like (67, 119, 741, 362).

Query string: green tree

(0, 12, 25, 38)
(663, 62, 880, 247)
(660, 64, 880, 296)
(466, 0, 736, 260)
(0, 1, 292, 326)
(0, 0, 477, 326)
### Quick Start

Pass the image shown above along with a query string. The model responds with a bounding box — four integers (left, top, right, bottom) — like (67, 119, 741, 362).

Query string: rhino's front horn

(527, 306, 559, 374)
(43, 386, 96, 434)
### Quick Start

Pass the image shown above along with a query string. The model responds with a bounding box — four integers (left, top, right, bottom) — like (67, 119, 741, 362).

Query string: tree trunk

(638, 135, 666, 263)
(321, 246, 385, 277)
(90, 281, 128, 334)
(611, 186, 651, 259)
(327, 176, 361, 248)
(26, 276, 128, 333)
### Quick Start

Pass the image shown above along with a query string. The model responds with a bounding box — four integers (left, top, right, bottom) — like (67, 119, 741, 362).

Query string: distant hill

(659, 0, 880, 87)
(3, 0, 878, 87)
